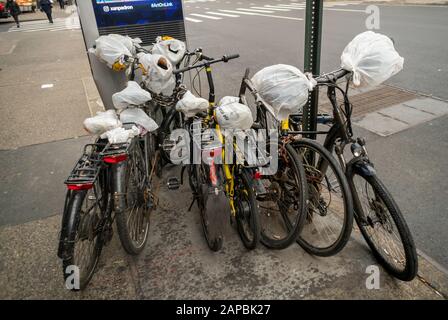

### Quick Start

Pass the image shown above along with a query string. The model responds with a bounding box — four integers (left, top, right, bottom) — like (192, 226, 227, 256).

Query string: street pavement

(0, 1, 448, 298)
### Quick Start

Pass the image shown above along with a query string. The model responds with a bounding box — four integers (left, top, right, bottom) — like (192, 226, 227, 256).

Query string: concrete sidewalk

(0, 165, 447, 299)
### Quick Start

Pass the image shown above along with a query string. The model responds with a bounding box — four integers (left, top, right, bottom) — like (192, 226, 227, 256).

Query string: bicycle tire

(235, 169, 261, 250)
(61, 189, 103, 291)
(259, 143, 308, 249)
(115, 139, 151, 255)
(293, 138, 354, 257)
(348, 170, 418, 281)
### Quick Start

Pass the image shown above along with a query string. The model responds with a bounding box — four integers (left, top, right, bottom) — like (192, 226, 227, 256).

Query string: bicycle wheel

(234, 169, 260, 250)
(349, 170, 418, 281)
(193, 163, 227, 252)
(258, 143, 308, 249)
(61, 185, 104, 291)
(115, 138, 151, 255)
(293, 138, 354, 257)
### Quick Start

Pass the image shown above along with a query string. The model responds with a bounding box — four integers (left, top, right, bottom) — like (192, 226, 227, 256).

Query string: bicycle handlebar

(315, 68, 351, 84)
(173, 54, 240, 74)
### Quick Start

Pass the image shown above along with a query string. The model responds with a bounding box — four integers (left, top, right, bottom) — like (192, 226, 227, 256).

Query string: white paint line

(185, 17, 203, 23)
(41, 84, 54, 89)
(190, 13, 223, 20)
(206, 11, 240, 17)
(251, 6, 290, 11)
(219, 9, 303, 20)
(237, 8, 275, 13)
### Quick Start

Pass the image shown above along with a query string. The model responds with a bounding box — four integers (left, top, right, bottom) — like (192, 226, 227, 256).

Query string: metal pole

(303, 0, 324, 139)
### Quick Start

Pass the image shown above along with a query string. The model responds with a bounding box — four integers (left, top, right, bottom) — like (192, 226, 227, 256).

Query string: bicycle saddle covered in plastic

(112, 81, 152, 110)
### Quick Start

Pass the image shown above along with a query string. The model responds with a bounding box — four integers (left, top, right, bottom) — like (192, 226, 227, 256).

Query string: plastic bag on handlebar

(251, 64, 315, 121)
(175, 90, 209, 118)
(83, 110, 122, 136)
(119, 108, 159, 133)
(341, 31, 404, 87)
(138, 53, 176, 96)
(152, 36, 187, 66)
(89, 35, 133, 70)
(112, 81, 152, 110)
(216, 96, 254, 130)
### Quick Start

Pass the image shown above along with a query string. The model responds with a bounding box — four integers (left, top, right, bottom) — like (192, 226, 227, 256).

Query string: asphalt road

(0, 1, 447, 268)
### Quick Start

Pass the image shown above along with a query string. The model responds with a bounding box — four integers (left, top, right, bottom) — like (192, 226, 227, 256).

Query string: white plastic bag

(152, 36, 187, 66)
(107, 34, 142, 56)
(112, 81, 152, 110)
(138, 53, 176, 96)
(216, 96, 254, 130)
(175, 91, 209, 118)
(251, 64, 314, 120)
(104, 126, 140, 144)
(83, 110, 121, 136)
(120, 108, 159, 133)
(89, 35, 133, 69)
(341, 31, 404, 87)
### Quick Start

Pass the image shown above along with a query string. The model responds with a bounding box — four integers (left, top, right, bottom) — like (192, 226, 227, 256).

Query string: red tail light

(67, 184, 93, 191)
(253, 171, 262, 180)
(209, 160, 218, 187)
(103, 154, 128, 164)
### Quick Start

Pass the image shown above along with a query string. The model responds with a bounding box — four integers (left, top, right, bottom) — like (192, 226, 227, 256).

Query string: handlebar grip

(223, 54, 240, 62)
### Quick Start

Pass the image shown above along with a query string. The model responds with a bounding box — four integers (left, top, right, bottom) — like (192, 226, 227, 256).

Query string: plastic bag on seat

(83, 110, 122, 136)
(119, 107, 159, 133)
(341, 31, 404, 87)
(112, 81, 152, 110)
(152, 36, 187, 66)
(215, 96, 254, 130)
(175, 90, 209, 118)
(251, 64, 315, 121)
(138, 53, 176, 96)
(104, 126, 140, 144)
(89, 35, 133, 70)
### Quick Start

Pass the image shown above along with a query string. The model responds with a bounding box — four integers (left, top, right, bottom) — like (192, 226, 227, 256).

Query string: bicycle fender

(112, 162, 127, 214)
(347, 158, 376, 177)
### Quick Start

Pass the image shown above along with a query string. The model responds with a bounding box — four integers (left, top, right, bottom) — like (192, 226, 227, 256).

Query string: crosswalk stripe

(326, 8, 366, 12)
(219, 9, 303, 21)
(206, 11, 240, 17)
(190, 13, 223, 20)
(264, 5, 304, 10)
(251, 6, 291, 11)
(237, 8, 275, 13)
(185, 17, 203, 22)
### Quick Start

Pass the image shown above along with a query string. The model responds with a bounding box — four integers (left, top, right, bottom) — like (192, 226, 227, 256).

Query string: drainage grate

(319, 85, 418, 117)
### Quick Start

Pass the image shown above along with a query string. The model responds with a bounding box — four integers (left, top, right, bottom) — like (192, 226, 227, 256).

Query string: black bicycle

(239, 69, 310, 250)
(291, 68, 418, 280)
(57, 129, 155, 290)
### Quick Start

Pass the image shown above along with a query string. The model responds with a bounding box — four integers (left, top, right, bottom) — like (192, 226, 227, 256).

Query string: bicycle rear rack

(64, 141, 130, 186)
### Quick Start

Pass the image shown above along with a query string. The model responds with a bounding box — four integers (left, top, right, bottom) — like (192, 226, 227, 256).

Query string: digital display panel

(92, 0, 184, 28)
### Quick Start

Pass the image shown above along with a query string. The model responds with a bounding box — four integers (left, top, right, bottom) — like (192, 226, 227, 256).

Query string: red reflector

(67, 184, 93, 191)
(253, 171, 262, 180)
(103, 154, 128, 164)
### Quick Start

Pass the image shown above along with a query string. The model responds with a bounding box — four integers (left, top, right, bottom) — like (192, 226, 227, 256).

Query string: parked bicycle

(168, 52, 261, 251)
(289, 69, 418, 280)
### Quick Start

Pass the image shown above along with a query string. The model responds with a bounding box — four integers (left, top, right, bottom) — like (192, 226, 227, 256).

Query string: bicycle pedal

(167, 177, 181, 190)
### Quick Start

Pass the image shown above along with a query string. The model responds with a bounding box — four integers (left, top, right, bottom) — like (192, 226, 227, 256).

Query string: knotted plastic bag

(152, 36, 187, 66)
(120, 108, 159, 133)
(215, 96, 254, 130)
(138, 53, 176, 96)
(251, 64, 315, 120)
(83, 110, 122, 136)
(89, 35, 133, 70)
(112, 81, 152, 110)
(175, 91, 209, 118)
(341, 31, 404, 87)
(104, 126, 140, 144)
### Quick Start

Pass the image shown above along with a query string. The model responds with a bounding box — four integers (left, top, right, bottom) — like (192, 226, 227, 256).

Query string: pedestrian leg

(45, 8, 53, 23)
(12, 14, 20, 28)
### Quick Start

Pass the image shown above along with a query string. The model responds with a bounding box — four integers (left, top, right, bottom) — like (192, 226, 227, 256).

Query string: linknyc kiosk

(76, 0, 186, 109)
